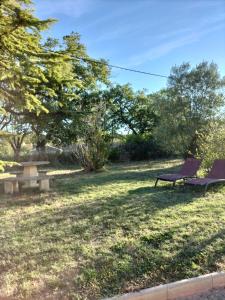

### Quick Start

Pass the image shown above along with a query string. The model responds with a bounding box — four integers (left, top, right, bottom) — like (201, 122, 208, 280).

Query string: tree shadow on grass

(2, 196, 224, 299)
(1, 160, 219, 299)
(30, 218, 225, 299)
(12, 182, 199, 264)
(54, 163, 183, 194)
(162, 228, 225, 280)
(83, 227, 225, 299)
(9, 190, 199, 299)
(0, 162, 182, 209)
(0, 160, 201, 230)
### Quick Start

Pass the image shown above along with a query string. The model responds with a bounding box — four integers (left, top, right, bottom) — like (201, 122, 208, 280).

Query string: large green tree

(0, 0, 59, 169)
(0, 2, 110, 166)
(104, 84, 157, 135)
(0, 0, 57, 113)
(23, 33, 110, 152)
(154, 62, 225, 155)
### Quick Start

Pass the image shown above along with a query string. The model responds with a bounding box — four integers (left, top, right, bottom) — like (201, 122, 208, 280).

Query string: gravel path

(175, 287, 225, 299)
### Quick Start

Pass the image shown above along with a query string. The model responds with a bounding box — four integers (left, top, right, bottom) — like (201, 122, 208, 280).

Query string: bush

(197, 123, 225, 170)
(72, 125, 109, 172)
(73, 136, 108, 172)
(124, 135, 150, 160)
(108, 145, 130, 162)
(108, 134, 170, 162)
(57, 151, 78, 165)
(0, 141, 14, 161)
(125, 134, 170, 160)
(28, 151, 79, 167)
(72, 104, 110, 172)
(108, 147, 121, 162)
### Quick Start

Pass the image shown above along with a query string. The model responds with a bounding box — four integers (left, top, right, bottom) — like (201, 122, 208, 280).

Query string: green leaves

(154, 62, 225, 156)
(197, 122, 225, 170)
(0, 160, 18, 172)
(0, 0, 59, 113)
(104, 84, 157, 135)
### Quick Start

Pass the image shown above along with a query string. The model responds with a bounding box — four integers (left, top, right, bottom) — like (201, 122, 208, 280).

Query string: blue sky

(34, 0, 225, 93)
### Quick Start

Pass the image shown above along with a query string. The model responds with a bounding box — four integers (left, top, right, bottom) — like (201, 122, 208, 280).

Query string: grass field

(1, 160, 225, 300)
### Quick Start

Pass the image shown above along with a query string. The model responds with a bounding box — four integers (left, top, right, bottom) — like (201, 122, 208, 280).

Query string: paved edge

(103, 272, 225, 300)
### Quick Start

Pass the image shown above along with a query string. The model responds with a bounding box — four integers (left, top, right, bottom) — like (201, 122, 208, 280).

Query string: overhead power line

(72, 55, 169, 79)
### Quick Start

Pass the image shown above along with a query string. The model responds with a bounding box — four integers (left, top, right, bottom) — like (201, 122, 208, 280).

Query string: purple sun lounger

(186, 159, 225, 194)
(155, 158, 201, 187)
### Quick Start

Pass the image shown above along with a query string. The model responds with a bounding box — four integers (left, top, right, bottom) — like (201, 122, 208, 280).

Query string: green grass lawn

(1, 160, 225, 300)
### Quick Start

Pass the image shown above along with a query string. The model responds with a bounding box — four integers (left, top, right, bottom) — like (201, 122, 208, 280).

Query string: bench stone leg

(4, 181, 14, 194)
(23, 166, 38, 187)
(13, 181, 19, 193)
(39, 179, 50, 191)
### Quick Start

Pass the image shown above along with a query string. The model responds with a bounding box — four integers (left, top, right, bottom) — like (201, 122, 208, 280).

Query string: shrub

(73, 133, 109, 172)
(57, 151, 78, 165)
(108, 134, 170, 162)
(197, 123, 225, 170)
(72, 104, 110, 172)
(124, 134, 169, 161)
(124, 134, 150, 160)
(108, 147, 121, 162)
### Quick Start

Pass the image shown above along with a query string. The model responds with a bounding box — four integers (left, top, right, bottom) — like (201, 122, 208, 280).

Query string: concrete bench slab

(2, 175, 52, 194)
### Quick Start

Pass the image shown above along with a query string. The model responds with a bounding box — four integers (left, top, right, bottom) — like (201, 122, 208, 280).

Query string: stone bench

(1, 175, 53, 194)
(10, 170, 49, 177)
(9, 171, 23, 177)
(38, 170, 49, 175)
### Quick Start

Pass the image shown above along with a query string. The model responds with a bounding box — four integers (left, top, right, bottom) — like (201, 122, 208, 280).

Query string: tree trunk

(36, 138, 46, 152)
(13, 148, 21, 162)
(9, 134, 26, 162)
(36, 138, 48, 160)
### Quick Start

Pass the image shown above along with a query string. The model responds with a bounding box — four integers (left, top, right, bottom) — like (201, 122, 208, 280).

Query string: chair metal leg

(155, 178, 159, 187)
(204, 184, 209, 196)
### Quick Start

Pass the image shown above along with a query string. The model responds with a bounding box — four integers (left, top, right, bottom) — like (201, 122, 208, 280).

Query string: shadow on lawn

(0, 161, 197, 241)
(16, 186, 200, 299)
(162, 228, 225, 280)
(1, 160, 215, 299)
(10, 218, 225, 300)
(25, 183, 196, 231)
(55, 163, 183, 192)
(0, 162, 182, 209)
(84, 227, 225, 299)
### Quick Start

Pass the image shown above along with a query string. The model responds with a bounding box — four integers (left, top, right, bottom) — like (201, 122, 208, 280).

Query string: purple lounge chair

(155, 158, 201, 187)
(186, 159, 225, 193)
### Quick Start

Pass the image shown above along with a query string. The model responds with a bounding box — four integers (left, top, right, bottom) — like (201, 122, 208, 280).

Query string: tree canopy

(153, 62, 225, 155)
(0, 0, 58, 112)
(104, 84, 158, 135)
(23, 33, 110, 150)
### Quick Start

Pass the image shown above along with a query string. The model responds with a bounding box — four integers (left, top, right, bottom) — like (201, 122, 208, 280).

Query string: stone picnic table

(1, 161, 51, 194)
(19, 161, 49, 187)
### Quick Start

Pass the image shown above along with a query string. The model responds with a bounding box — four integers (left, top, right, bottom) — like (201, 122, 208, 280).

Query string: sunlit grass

(0, 160, 225, 299)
